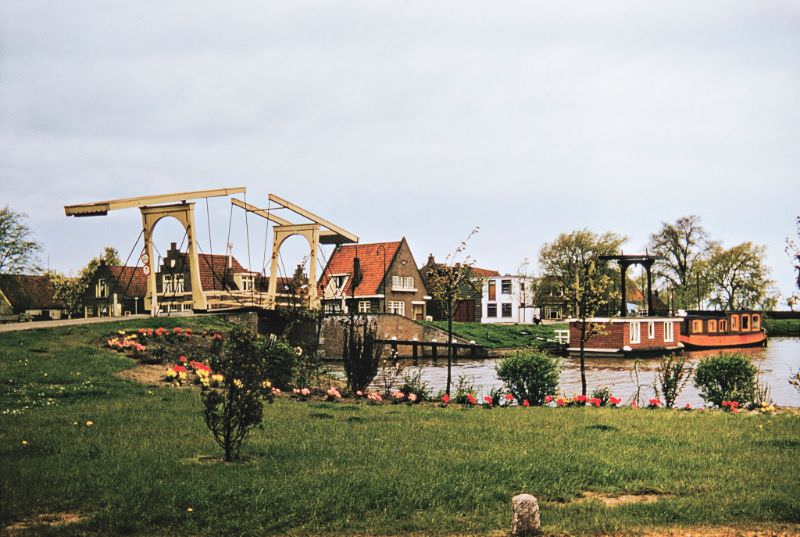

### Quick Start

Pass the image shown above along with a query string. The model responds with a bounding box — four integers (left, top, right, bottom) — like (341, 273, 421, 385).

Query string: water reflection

(327, 337, 800, 407)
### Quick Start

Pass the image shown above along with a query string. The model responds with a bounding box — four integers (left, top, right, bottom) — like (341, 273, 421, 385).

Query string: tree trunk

(579, 319, 587, 396)
(446, 296, 453, 396)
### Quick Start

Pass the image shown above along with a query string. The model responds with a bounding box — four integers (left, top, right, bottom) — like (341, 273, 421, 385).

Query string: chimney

(226, 243, 233, 269)
(427, 253, 435, 265)
(170, 242, 177, 251)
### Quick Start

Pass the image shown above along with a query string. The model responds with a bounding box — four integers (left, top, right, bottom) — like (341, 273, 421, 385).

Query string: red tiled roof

(318, 241, 402, 296)
(470, 267, 501, 278)
(196, 253, 254, 291)
(0, 274, 62, 311)
(107, 266, 148, 297)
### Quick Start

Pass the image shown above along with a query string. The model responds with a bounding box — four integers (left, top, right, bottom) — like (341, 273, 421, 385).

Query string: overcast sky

(1, 1, 798, 302)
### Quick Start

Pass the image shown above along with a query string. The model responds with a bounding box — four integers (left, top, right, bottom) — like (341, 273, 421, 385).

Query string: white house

(481, 275, 538, 324)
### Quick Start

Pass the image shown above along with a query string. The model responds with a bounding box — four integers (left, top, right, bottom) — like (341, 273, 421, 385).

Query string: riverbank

(765, 316, 800, 337)
(2, 317, 799, 535)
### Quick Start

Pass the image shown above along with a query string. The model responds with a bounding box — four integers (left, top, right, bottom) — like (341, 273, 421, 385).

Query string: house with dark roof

(419, 254, 500, 322)
(82, 263, 148, 317)
(318, 238, 430, 320)
(0, 274, 65, 321)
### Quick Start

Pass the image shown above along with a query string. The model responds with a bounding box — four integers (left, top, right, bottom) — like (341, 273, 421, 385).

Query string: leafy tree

(201, 327, 281, 461)
(496, 352, 559, 405)
(648, 215, 716, 309)
(425, 228, 480, 395)
(47, 247, 122, 317)
(538, 229, 625, 316)
(705, 242, 772, 310)
(0, 206, 42, 275)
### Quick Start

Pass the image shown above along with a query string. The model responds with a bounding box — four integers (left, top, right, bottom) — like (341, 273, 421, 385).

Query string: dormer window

(325, 275, 349, 298)
(241, 275, 254, 291)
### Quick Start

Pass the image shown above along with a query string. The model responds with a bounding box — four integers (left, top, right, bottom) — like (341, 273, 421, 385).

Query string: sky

(1, 1, 798, 302)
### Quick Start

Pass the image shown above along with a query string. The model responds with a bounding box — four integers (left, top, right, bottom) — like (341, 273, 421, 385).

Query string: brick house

(419, 254, 500, 322)
(318, 238, 430, 320)
(0, 274, 65, 321)
(82, 264, 148, 317)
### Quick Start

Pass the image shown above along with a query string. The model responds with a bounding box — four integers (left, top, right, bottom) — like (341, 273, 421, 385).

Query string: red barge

(678, 310, 767, 350)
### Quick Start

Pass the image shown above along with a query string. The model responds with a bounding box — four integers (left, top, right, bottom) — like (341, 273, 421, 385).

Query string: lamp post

(376, 245, 387, 313)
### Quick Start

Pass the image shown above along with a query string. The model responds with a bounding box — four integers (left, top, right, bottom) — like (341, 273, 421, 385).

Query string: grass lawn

(2, 316, 799, 536)
(423, 321, 568, 349)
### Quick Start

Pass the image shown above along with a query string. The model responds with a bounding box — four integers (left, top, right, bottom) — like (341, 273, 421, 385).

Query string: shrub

(590, 386, 612, 406)
(201, 327, 275, 461)
(694, 353, 757, 407)
(261, 338, 297, 390)
(654, 354, 693, 408)
(399, 370, 430, 402)
(452, 374, 477, 405)
(496, 351, 559, 406)
(341, 316, 382, 393)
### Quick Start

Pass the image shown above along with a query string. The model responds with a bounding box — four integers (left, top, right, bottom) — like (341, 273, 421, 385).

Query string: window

(708, 319, 717, 333)
(741, 314, 750, 331)
(182, 303, 192, 311)
(630, 321, 641, 344)
(174, 274, 185, 293)
(488, 280, 496, 301)
(388, 301, 405, 316)
(501, 279, 512, 294)
(324, 302, 342, 314)
(326, 275, 349, 297)
(692, 319, 703, 334)
(730, 315, 739, 331)
(358, 300, 371, 313)
(502, 303, 512, 317)
(752, 314, 760, 330)
(163, 274, 173, 293)
(95, 278, 109, 298)
(241, 275, 254, 291)
(392, 276, 415, 290)
(664, 321, 674, 342)
(169, 303, 179, 312)
(487, 303, 497, 317)
(648, 321, 655, 339)
(719, 319, 728, 332)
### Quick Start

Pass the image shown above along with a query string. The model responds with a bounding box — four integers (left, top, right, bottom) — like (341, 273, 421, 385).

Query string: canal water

(327, 337, 800, 407)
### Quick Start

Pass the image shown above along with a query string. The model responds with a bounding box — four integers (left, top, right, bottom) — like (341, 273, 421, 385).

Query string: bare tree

(648, 215, 716, 309)
(426, 228, 479, 395)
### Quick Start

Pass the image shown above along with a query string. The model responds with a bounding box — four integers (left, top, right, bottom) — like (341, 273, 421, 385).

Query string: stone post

(511, 494, 541, 537)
